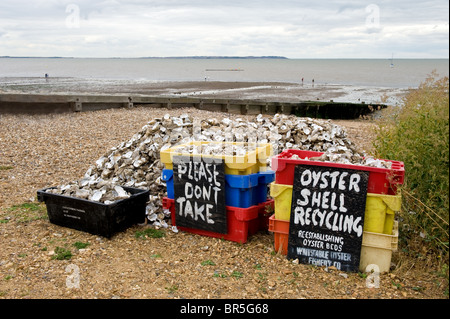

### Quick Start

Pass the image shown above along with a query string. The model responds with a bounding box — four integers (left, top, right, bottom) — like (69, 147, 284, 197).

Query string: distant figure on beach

(45, 73, 49, 78)
(312, 78, 314, 87)
(301, 77, 304, 86)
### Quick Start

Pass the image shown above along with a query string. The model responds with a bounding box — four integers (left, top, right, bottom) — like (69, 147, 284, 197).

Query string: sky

(0, 0, 448, 58)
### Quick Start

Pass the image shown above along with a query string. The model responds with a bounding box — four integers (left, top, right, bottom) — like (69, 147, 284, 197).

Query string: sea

(1, 57, 448, 86)
(0, 57, 448, 104)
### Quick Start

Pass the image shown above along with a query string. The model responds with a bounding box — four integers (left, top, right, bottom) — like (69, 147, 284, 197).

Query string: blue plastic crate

(162, 169, 275, 208)
(225, 173, 260, 208)
(162, 169, 174, 199)
(254, 170, 275, 204)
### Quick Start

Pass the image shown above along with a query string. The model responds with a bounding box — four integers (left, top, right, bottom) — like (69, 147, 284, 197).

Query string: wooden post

(72, 98, 82, 112)
(241, 103, 249, 115)
(221, 100, 229, 112)
(127, 97, 133, 108)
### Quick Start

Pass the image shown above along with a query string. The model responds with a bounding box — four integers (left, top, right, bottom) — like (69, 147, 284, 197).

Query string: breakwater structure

(0, 93, 386, 119)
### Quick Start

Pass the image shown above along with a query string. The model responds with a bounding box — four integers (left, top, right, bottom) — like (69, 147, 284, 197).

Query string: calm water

(0, 58, 448, 88)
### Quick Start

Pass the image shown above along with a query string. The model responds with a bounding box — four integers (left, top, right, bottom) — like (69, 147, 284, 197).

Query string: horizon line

(1, 55, 449, 60)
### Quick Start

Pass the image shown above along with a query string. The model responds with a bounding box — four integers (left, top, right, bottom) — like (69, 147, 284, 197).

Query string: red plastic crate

(268, 214, 289, 255)
(250, 199, 274, 235)
(163, 197, 273, 243)
(271, 149, 405, 195)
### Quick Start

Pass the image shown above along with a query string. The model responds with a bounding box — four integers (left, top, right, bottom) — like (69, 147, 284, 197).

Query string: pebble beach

(0, 102, 448, 300)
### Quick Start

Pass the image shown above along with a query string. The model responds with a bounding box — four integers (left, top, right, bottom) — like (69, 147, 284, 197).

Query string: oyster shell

(74, 112, 378, 229)
(45, 179, 132, 204)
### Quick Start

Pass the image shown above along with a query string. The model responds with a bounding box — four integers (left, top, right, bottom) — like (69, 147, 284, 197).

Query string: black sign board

(173, 155, 227, 234)
(287, 165, 369, 272)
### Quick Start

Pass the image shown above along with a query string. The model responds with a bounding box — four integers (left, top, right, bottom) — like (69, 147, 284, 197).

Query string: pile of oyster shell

(45, 179, 131, 204)
(289, 147, 393, 168)
(191, 114, 360, 157)
(48, 113, 387, 229)
(307, 152, 392, 168)
(172, 142, 264, 157)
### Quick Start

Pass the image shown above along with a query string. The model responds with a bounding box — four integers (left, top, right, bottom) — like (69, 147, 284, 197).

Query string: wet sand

(0, 78, 410, 105)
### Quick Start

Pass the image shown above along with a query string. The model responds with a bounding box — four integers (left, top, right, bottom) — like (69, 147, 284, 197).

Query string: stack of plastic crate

(268, 149, 405, 272)
(160, 141, 275, 243)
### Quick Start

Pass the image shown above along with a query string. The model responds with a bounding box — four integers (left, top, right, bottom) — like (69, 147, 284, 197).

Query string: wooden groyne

(0, 93, 387, 119)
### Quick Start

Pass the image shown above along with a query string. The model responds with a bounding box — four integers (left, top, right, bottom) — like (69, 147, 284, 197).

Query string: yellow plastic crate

(364, 193, 401, 235)
(269, 182, 293, 221)
(359, 221, 399, 273)
(160, 141, 273, 175)
(270, 184, 401, 235)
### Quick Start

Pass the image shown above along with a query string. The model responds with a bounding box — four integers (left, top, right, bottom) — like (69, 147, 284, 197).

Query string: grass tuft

(135, 227, 165, 239)
(373, 71, 449, 262)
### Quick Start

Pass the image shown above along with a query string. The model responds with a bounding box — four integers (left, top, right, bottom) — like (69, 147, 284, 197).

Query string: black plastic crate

(37, 186, 149, 238)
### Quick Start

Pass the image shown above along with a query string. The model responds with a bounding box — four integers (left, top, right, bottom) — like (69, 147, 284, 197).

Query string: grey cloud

(0, 0, 447, 58)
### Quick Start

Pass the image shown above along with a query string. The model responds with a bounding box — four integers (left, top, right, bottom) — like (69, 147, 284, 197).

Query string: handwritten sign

(173, 155, 227, 234)
(287, 165, 369, 272)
